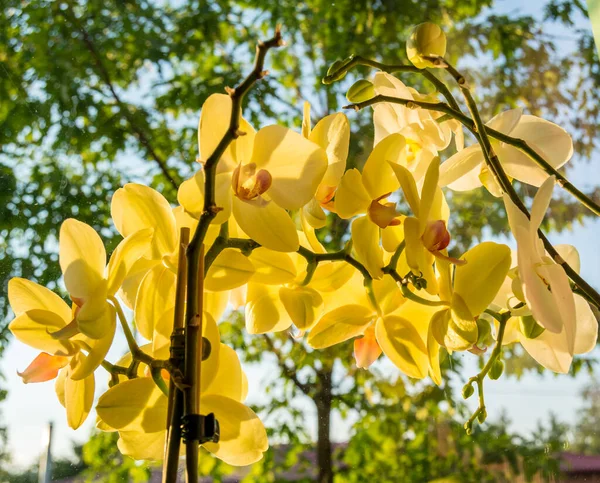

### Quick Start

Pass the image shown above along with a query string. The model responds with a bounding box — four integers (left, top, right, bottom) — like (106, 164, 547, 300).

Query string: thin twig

(62, 2, 181, 190)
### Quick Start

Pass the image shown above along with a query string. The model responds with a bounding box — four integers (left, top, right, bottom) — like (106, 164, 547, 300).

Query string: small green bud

(461, 383, 475, 400)
(406, 22, 447, 69)
(489, 358, 505, 380)
(346, 79, 375, 103)
(519, 315, 545, 339)
(476, 318, 493, 349)
(477, 408, 488, 424)
(464, 421, 473, 435)
(323, 59, 347, 84)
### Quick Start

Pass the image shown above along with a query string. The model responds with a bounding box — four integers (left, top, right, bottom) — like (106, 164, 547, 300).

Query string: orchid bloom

(111, 183, 245, 340)
(178, 94, 328, 252)
(8, 278, 115, 429)
(96, 313, 268, 466)
(307, 274, 435, 378)
(391, 159, 459, 295)
(429, 242, 511, 381)
(334, 133, 409, 277)
(503, 176, 576, 339)
(300, 101, 350, 228)
(372, 72, 462, 160)
(56, 219, 151, 339)
(243, 230, 356, 335)
(491, 245, 597, 374)
(439, 108, 573, 196)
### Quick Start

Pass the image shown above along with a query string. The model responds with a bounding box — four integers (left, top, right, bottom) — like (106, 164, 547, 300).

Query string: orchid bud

(477, 408, 488, 424)
(489, 359, 504, 380)
(407, 22, 447, 69)
(324, 59, 347, 84)
(462, 383, 474, 399)
(476, 318, 493, 350)
(519, 315, 545, 339)
(346, 79, 375, 103)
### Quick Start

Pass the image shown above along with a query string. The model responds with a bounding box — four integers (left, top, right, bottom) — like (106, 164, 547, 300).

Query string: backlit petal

(203, 344, 245, 401)
(351, 216, 384, 279)
(201, 395, 268, 466)
(96, 377, 167, 433)
(573, 295, 598, 354)
(111, 184, 176, 260)
(334, 169, 370, 218)
(60, 219, 106, 300)
(177, 170, 232, 226)
(65, 354, 95, 429)
(245, 282, 293, 334)
(438, 144, 484, 189)
(232, 196, 299, 252)
(389, 163, 420, 217)
(308, 304, 374, 349)
(8, 278, 71, 320)
(205, 248, 254, 291)
(118, 430, 166, 461)
(279, 286, 324, 331)
(106, 228, 154, 296)
(70, 310, 116, 380)
(252, 125, 327, 210)
(18, 353, 69, 384)
(502, 114, 572, 186)
(376, 315, 428, 379)
(354, 325, 382, 368)
(485, 108, 522, 134)
(362, 133, 405, 200)
(309, 113, 350, 187)
(453, 242, 511, 317)
(135, 265, 176, 340)
(10, 309, 77, 356)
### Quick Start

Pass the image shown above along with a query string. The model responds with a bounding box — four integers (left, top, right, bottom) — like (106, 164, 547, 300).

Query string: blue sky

(3, 0, 600, 470)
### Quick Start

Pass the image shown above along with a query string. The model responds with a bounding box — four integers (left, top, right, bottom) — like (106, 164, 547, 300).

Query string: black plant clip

(181, 413, 220, 444)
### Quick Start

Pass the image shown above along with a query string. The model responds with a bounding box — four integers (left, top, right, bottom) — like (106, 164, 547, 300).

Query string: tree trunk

(315, 368, 333, 483)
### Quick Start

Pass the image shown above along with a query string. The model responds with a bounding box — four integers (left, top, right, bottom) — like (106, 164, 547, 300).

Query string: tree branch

(62, 2, 181, 190)
(262, 334, 312, 396)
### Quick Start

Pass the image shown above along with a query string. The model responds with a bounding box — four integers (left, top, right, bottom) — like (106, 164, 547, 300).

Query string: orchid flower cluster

(7, 23, 600, 471)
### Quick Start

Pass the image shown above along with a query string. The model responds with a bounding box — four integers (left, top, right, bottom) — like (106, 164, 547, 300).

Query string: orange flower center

(232, 163, 272, 201)
(367, 193, 402, 228)
(421, 220, 451, 252)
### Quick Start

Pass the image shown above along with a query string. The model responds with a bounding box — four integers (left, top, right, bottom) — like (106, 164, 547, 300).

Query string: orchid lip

(232, 163, 272, 201)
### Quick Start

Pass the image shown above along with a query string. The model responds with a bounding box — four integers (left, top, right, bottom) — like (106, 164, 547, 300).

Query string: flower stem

(180, 29, 285, 482)
(163, 227, 190, 483)
(463, 316, 508, 433)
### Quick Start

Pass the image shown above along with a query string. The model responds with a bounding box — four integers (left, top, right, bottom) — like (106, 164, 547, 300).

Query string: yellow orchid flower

(8, 278, 113, 429)
(111, 183, 241, 340)
(439, 108, 573, 196)
(491, 244, 597, 374)
(243, 229, 357, 335)
(96, 313, 268, 466)
(503, 176, 576, 341)
(111, 183, 221, 307)
(300, 101, 350, 228)
(335, 133, 409, 277)
(391, 159, 458, 295)
(427, 242, 511, 382)
(178, 93, 328, 252)
(308, 275, 435, 378)
(57, 218, 152, 339)
(371, 72, 457, 155)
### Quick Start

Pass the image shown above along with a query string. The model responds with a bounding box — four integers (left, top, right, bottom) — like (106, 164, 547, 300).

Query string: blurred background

(1, 0, 600, 481)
